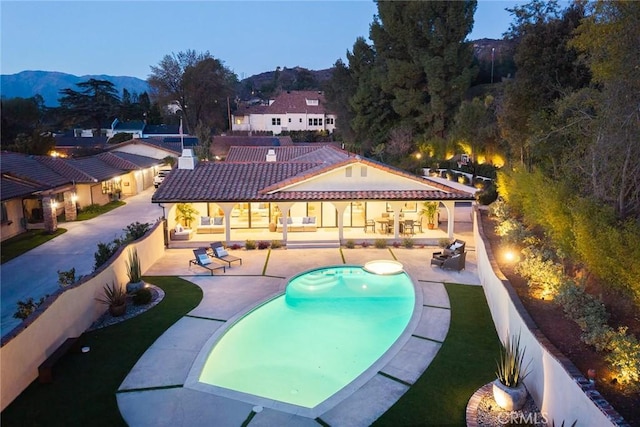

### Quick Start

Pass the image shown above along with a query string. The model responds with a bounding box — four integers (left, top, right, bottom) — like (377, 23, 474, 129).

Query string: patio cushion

(215, 246, 229, 257)
(198, 253, 211, 265)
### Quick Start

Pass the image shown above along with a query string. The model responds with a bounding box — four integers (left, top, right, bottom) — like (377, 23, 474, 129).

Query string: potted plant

(125, 248, 144, 293)
(419, 201, 439, 229)
(493, 333, 531, 411)
(175, 203, 199, 228)
(96, 282, 127, 317)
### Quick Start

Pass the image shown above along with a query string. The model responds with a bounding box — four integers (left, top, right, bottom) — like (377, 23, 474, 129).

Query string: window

(345, 166, 352, 177)
(288, 118, 291, 123)
(271, 118, 281, 125)
(299, 118, 302, 123)
(360, 166, 367, 177)
(319, 118, 323, 126)
(312, 118, 319, 126)
(308, 118, 313, 126)
(327, 117, 334, 125)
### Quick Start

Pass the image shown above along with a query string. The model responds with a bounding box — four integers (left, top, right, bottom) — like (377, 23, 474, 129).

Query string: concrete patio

(117, 234, 481, 426)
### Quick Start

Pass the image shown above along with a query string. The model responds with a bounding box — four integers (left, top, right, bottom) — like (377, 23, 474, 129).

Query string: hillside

(0, 71, 150, 106)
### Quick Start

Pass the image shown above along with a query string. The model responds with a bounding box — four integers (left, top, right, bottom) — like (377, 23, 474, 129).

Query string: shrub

(257, 240, 270, 250)
(57, 268, 76, 288)
(123, 222, 151, 241)
(345, 239, 355, 249)
(270, 240, 283, 249)
(476, 183, 498, 205)
(14, 296, 47, 320)
(374, 239, 386, 249)
(78, 203, 103, 214)
(230, 243, 243, 250)
(606, 327, 640, 390)
(245, 240, 257, 250)
(489, 198, 511, 222)
(93, 238, 122, 271)
(392, 241, 401, 248)
(496, 333, 531, 388)
(402, 238, 414, 248)
(133, 287, 153, 306)
(438, 238, 451, 248)
(515, 247, 564, 298)
(95, 282, 127, 307)
(495, 218, 530, 245)
(361, 241, 371, 248)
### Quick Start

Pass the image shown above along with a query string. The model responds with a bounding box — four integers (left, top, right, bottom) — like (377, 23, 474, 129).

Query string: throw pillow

(302, 217, 310, 224)
(213, 217, 223, 225)
(215, 246, 228, 257)
(201, 216, 211, 226)
(287, 217, 293, 224)
(198, 254, 211, 265)
(175, 224, 183, 232)
(308, 217, 316, 224)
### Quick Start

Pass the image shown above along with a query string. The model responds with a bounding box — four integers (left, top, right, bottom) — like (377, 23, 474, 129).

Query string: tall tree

(148, 50, 237, 133)
(58, 79, 120, 135)
(324, 59, 357, 143)
(370, 0, 477, 138)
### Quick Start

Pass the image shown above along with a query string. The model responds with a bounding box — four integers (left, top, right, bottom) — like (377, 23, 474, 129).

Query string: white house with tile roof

(152, 145, 475, 245)
(231, 91, 337, 135)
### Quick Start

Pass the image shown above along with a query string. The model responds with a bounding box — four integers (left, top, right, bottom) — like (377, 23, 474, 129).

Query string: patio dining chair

(364, 219, 376, 233)
(403, 219, 415, 236)
(189, 248, 226, 275)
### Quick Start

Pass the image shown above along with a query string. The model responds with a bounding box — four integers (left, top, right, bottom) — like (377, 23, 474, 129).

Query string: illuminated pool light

(363, 260, 404, 275)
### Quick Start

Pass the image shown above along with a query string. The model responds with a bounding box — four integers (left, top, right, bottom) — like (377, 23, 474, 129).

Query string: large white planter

(492, 379, 528, 411)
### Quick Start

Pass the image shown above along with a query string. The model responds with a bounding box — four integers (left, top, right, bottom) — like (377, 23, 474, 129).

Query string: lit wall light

(415, 153, 422, 160)
(504, 249, 516, 262)
(51, 201, 58, 210)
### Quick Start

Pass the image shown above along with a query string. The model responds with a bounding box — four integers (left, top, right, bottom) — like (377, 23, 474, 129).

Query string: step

(286, 240, 340, 249)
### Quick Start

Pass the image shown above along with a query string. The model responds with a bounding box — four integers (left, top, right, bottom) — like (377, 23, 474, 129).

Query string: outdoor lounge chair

(209, 242, 243, 267)
(431, 251, 466, 271)
(189, 248, 226, 275)
(442, 239, 466, 256)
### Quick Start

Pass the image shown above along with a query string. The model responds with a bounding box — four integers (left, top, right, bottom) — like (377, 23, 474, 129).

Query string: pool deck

(117, 241, 481, 426)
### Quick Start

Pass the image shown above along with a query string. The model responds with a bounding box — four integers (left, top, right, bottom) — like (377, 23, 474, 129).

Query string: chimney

(266, 149, 277, 162)
(178, 148, 197, 169)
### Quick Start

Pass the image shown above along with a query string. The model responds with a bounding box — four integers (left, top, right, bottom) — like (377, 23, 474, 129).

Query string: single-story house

(0, 150, 163, 241)
(152, 145, 476, 245)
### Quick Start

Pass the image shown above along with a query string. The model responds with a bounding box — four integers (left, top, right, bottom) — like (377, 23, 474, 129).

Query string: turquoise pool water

(198, 265, 415, 409)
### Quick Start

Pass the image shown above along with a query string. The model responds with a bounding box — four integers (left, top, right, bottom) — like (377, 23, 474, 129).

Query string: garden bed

(480, 210, 639, 424)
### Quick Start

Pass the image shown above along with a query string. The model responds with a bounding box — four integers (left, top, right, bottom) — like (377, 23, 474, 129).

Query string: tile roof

(97, 152, 162, 170)
(66, 157, 126, 182)
(1, 176, 44, 200)
(238, 91, 332, 115)
(108, 138, 182, 156)
(54, 136, 108, 148)
(0, 151, 69, 187)
(151, 156, 476, 204)
(212, 136, 294, 158)
(143, 124, 179, 135)
(225, 144, 345, 163)
(37, 157, 100, 183)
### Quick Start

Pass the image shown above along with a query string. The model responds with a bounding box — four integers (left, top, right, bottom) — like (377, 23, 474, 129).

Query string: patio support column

(63, 190, 77, 221)
(441, 200, 455, 239)
(331, 202, 350, 242)
(42, 195, 57, 234)
(275, 202, 294, 244)
(388, 201, 404, 239)
(217, 203, 235, 244)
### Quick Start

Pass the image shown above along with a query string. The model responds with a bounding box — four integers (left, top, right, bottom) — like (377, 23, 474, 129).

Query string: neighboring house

(108, 138, 182, 161)
(152, 145, 475, 245)
(211, 135, 294, 159)
(106, 119, 145, 139)
(231, 91, 337, 135)
(0, 151, 163, 241)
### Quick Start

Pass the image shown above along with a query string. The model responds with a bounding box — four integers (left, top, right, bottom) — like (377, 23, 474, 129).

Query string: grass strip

(74, 200, 126, 221)
(0, 228, 67, 264)
(0, 276, 202, 427)
(373, 283, 499, 426)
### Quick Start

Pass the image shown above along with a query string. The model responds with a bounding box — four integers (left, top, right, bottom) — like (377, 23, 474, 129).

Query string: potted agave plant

(125, 248, 144, 293)
(96, 282, 127, 317)
(493, 333, 531, 411)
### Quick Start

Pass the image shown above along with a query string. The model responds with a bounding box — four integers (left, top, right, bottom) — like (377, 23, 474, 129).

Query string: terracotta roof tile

(238, 90, 332, 115)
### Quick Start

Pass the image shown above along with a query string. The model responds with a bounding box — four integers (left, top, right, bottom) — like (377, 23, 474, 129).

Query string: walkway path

(117, 245, 481, 426)
(1, 188, 163, 337)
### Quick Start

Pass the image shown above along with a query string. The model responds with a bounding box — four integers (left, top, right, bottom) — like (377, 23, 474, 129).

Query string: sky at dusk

(1, 1, 528, 80)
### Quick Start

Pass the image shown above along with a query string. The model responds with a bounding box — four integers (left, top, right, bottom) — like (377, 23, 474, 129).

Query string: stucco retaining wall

(473, 208, 627, 426)
(0, 221, 166, 411)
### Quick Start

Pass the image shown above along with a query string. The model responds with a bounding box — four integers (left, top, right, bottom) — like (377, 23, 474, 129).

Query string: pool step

(286, 240, 340, 249)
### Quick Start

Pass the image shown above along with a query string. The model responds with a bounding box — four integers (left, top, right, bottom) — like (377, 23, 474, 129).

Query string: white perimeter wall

(473, 208, 618, 426)
(0, 222, 166, 411)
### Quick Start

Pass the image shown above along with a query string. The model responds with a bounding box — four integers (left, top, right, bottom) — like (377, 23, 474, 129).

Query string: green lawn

(0, 228, 67, 264)
(0, 277, 202, 427)
(73, 200, 125, 221)
(374, 283, 500, 426)
(1, 281, 498, 426)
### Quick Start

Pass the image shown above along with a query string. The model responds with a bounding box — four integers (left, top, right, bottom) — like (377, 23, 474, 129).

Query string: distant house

(231, 91, 336, 135)
(210, 135, 294, 159)
(106, 119, 145, 139)
(0, 150, 163, 241)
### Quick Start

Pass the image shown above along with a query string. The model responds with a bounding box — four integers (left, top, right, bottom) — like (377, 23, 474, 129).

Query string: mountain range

(0, 71, 150, 106)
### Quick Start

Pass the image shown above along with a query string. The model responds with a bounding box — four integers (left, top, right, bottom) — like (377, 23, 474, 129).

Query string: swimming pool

(192, 264, 415, 413)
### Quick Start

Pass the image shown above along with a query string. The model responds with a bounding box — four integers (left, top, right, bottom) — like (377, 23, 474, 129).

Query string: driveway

(1, 188, 164, 337)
